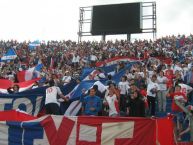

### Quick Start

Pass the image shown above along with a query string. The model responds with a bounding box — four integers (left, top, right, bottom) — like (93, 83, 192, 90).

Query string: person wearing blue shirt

(81, 88, 102, 116)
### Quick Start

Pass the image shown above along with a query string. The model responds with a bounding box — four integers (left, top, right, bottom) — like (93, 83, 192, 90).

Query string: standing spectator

(90, 53, 97, 67)
(45, 80, 67, 115)
(157, 70, 168, 112)
(72, 53, 80, 69)
(126, 91, 145, 117)
(118, 76, 129, 113)
(92, 85, 104, 99)
(81, 88, 102, 116)
(146, 74, 159, 116)
(103, 87, 119, 117)
(62, 71, 72, 85)
(51, 74, 61, 86)
(164, 64, 174, 90)
(167, 85, 187, 140)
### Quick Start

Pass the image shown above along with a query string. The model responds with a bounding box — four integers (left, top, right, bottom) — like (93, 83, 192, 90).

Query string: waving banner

(0, 88, 45, 116)
(0, 80, 77, 116)
(95, 56, 143, 67)
(0, 78, 40, 94)
(1, 48, 17, 61)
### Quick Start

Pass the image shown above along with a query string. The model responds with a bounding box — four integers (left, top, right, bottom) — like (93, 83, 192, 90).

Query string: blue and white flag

(29, 40, 41, 50)
(1, 48, 17, 61)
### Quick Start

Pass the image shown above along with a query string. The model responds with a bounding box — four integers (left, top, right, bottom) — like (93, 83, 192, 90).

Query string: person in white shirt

(90, 53, 98, 67)
(72, 53, 80, 68)
(182, 64, 189, 76)
(118, 76, 129, 113)
(146, 74, 159, 116)
(157, 71, 168, 112)
(173, 62, 183, 73)
(45, 80, 68, 115)
(104, 87, 119, 117)
(62, 71, 72, 85)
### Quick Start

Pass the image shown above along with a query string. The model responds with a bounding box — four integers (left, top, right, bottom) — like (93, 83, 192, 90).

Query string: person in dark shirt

(92, 85, 104, 99)
(126, 91, 145, 117)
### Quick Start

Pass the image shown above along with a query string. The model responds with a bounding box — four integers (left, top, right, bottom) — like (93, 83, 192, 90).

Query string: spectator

(45, 80, 67, 115)
(103, 87, 120, 117)
(62, 71, 72, 85)
(92, 85, 104, 99)
(81, 88, 102, 116)
(167, 85, 187, 141)
(126, 91, 145, 117)
(72, 53, 80, 69)
(146, 74, 159, 116)
(118, 76, 129, 113)
(157, 70, 168, 112)
(7, 84, 20, 94)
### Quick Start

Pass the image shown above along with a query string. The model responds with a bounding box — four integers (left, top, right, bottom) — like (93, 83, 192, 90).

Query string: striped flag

(0, 78, 40, 94)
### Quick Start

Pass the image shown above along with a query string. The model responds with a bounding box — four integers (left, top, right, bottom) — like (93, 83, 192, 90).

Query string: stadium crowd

(0, 34, 193, 140)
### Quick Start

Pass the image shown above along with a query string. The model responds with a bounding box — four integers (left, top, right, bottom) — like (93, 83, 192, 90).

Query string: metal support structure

(78, 2, 157, 42)
(142, 2, 157, 40)
(127, 34, 131, 41)
(78, 7, 92, 42)
(102, 35, 106, 42)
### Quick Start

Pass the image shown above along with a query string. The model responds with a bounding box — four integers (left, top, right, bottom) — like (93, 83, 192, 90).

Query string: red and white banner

(95, 56, 144, 67)
(0, 78, 39, 93)
(0, 111, 176, 145)
(95, 56, 172, 67)
(83, 70, 101, 80)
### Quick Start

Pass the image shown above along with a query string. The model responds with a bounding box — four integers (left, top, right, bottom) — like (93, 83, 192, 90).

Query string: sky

(0, 0, 192, 41)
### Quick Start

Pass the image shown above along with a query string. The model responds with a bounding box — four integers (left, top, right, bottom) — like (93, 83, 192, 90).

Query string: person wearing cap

(45, 79, 68, 115)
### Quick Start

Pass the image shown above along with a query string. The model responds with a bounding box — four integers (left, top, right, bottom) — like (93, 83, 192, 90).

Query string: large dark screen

(91, 3, 142, 35)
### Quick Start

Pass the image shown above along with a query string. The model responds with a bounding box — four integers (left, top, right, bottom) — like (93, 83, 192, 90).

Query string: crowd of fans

(0, 34, 193, 140)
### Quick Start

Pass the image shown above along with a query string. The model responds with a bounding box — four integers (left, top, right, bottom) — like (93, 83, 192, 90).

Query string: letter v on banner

(40, 116, 75, 145)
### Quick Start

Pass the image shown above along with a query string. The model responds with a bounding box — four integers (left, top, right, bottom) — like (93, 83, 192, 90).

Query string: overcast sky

(0, 0, 192, 41)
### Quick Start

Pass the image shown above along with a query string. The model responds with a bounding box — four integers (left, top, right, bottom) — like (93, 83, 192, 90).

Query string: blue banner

(0, 80, 77, 116)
